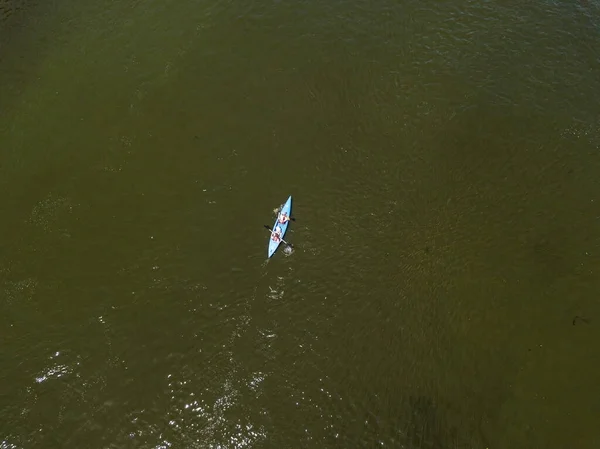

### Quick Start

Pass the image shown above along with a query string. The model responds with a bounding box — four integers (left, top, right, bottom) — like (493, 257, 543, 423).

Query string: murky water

(2, 0, 600, 447)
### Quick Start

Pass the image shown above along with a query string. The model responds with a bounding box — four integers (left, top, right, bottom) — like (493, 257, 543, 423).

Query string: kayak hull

(268, 195, 292, 258)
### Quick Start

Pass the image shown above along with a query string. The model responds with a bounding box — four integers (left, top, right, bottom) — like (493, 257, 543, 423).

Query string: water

(2, 0, 600, 447)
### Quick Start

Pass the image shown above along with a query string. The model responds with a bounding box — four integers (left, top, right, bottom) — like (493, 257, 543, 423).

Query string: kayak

(268, 195, 292, 258)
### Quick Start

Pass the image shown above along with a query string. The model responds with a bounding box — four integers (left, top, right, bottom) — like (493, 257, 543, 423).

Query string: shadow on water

(0, 0, 51, 125)
(0, 0, 75, 113)
(349, 393, 487, 449)
(404, 395, 476, 449)
(0, 0, 40, 40)
(0, 0, 28, 23)
(407, 394, 498, 449)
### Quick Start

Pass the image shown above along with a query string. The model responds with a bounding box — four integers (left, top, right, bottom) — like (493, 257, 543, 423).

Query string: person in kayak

(278, 212, 291, 224)
(271, 226, 282, 242)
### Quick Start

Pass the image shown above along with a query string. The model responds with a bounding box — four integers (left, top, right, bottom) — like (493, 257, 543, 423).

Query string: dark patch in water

(405, 395, 466, 449)
(0, 0, 31, 24)
(572, 315, 590, 326)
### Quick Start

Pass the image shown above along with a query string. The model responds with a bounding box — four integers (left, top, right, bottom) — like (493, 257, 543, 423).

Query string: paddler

(278, 212, 291, 224)
(271, 226, 282, 241)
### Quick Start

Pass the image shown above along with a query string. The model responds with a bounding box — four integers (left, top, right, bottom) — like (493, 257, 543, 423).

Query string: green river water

(2, 0, 600, 447)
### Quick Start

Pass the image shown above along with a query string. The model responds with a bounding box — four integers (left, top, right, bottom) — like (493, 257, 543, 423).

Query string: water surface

(2, 0, 600, 447)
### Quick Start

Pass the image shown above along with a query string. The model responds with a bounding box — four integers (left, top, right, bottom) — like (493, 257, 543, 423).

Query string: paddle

(264, 225, 293, 247)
